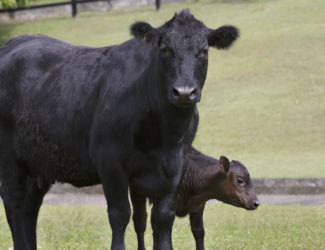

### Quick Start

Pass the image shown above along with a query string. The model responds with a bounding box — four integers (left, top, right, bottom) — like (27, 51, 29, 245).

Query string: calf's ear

(219, 156, 230, 173)
(130, 21, 159, 46)
(208, 25, 239, 49)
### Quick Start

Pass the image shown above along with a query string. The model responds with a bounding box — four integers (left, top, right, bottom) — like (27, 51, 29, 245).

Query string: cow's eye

(160, 45, 170, 54)
(236, 177, 244, 185)
(201, 48, 208, 56)
(199, 47, 209, 57)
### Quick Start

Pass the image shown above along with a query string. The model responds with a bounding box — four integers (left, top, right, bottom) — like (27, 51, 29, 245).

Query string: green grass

(0, 0, 325, 177)
(30, 0, 66, 6)
(0, 204, 324, 249)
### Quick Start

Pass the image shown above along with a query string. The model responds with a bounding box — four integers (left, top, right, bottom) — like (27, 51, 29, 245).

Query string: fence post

(156, 0, 160, 10)
(71, 0, 77, 17)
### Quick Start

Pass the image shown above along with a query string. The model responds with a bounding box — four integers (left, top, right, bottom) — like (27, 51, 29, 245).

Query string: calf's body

(131, 147, 259, 250)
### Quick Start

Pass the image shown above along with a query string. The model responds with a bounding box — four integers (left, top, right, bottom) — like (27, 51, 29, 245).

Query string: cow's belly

(14, 129, 100, 187)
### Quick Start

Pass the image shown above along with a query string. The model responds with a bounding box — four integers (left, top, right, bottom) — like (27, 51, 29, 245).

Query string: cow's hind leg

(0, 123, 49, 250)
(0, 122, 25, 248)
(130, 190, 148, 250)
(18, 179, 50, 250)
(3, 201, 13, 232)
(2, 170, 50, 250)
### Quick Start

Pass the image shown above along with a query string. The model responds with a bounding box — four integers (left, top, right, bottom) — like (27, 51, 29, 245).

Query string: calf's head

(131, 9, 239, 108)
(215, 156, 260, 210)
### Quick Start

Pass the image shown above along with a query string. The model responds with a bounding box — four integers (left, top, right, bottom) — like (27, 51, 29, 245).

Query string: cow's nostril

(189, 88, 197, 100)
(172, 86, 199, 104)
(253, 200, 260, 208)
(172, 88, 180, 97)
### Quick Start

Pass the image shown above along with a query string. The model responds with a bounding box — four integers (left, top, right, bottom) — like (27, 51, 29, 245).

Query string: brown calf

(130, 146, 259, 250)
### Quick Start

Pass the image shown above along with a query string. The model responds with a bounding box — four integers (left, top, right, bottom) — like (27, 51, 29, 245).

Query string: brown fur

(131, 146, 259, 250)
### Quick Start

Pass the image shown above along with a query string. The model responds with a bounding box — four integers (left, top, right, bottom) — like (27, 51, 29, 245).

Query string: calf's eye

(236, 177, 244, 185)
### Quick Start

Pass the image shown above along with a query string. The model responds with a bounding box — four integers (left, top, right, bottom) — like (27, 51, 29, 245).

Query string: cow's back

(0, 35, 151, 119)
(0, 35, 99, 118)
(0, 35, 105, 142)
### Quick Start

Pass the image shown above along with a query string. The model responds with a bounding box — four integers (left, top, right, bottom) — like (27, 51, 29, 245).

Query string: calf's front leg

(189, 203, 206, 250)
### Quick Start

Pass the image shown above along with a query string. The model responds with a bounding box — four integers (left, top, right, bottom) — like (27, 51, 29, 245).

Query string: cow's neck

(142, 50, 196, 146)
(158, 104, 195, 146)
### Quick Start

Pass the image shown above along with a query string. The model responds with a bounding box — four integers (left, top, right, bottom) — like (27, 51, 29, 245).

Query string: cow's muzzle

(172, 86, 200, 106)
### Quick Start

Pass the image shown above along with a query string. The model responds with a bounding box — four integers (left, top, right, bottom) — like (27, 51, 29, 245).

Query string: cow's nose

(253, 200, 260, 209)
(172, 86, 198, 104)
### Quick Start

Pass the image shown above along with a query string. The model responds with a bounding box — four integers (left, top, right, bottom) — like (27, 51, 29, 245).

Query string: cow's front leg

(151, 193, 177, 250)
(151, 148, 184, 250)
(96, 147, 131, 250)
(130, 189, 148, 250)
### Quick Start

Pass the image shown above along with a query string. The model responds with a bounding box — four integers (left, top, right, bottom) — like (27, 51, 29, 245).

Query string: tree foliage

(0, 0, 29, 9)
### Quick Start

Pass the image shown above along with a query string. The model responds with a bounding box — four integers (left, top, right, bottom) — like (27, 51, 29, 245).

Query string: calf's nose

(253, 200, 260, 209)
(172, 86, 198, 104)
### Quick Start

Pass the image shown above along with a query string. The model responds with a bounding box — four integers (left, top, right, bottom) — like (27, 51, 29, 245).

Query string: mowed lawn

(0, 0, 324, 177)
(0, 204, 324, 249)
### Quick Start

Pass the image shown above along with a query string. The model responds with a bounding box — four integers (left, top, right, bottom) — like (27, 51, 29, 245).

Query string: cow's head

(130, 9, 239, 108)
(215, 156, 260, 210)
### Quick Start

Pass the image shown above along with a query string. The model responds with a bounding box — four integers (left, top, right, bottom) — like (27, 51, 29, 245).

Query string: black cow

(0, 10, 239, 250)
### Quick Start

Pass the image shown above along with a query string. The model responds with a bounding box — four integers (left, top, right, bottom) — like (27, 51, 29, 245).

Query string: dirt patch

(39, 193, 325, 206)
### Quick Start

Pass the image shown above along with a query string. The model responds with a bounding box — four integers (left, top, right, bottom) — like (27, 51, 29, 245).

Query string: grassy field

(0, 204, 324, 249)
(0, 0, 324, 177)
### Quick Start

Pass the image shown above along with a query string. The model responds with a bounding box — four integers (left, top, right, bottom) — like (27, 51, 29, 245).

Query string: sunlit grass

(0, 0, 324, 177)
(0, 204, 324, 249)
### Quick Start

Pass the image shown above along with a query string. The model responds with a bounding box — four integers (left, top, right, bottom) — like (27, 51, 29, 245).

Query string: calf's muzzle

(246, 198, 260, 210)
(253, 200, 260, 209)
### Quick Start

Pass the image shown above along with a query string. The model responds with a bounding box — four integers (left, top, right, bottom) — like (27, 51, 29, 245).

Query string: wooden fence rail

(0, 0, 160, 17)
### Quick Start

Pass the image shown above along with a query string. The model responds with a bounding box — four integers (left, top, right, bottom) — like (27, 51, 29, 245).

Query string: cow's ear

(130, 21, 159, 46)
(219, 156, 230, 174)
(208, 25, 239, 49)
